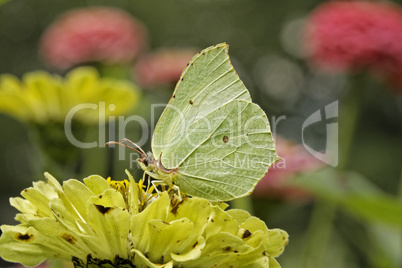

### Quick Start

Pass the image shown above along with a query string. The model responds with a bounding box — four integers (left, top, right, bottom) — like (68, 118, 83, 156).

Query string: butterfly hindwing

(167, 100, 277, 201)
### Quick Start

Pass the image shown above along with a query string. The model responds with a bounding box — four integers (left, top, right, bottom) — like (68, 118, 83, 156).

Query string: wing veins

(183, 147, 239, 168)
(190, 62, 231, 102)
(180, 172, 248, 193)
(177, 176, 217, 200)
(174, 110, 232, 167)
(181, 49, 226, 103)
(175, 102, 250, 167)
(223, 171, 261, 181)
(164, 49, 228, 144)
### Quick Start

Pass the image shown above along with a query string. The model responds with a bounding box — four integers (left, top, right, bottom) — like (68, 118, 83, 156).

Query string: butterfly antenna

(119, 138, 147, 157)
(105, 140, 145, 157)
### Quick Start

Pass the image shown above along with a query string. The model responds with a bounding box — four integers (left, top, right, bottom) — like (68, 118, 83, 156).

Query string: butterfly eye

(143, 158, 149, 167)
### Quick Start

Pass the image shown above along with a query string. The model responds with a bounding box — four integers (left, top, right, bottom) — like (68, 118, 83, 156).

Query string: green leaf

(368, 223, 402, 267)
(291, 168, 402, 226)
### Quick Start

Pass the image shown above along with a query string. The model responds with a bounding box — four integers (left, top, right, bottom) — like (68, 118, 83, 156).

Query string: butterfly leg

(171, 185, 182, 200)
(150, 179, 168, 195)
(143, 172, 151, 193)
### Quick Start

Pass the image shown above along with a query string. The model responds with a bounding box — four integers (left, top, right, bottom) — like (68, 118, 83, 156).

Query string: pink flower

(253, 137, 324, 201)
(40, 7, 147, 70)
(305, 0, 402, 77)
(133, 48, 197, 88)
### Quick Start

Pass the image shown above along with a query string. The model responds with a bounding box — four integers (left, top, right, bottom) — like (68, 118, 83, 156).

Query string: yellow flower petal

(0, 67, 140, 125)
(0, 172, 288, 267)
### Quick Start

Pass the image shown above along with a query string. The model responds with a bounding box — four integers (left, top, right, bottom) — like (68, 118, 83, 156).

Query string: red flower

(40, 7, 147, 70)
(305, 0, 402, 78)
(133, 48, 197, 88)
(253, 137, 324, 201)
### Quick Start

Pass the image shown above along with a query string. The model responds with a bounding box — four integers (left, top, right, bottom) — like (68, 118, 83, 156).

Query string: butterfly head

(137, 152, 157, 173)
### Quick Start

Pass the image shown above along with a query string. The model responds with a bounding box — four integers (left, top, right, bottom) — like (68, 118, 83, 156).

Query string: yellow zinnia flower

(0, 171, 288, 267)
(0, 67, 140, 125)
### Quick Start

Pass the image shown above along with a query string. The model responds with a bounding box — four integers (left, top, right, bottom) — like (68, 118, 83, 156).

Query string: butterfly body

(137, 153, 177, 187)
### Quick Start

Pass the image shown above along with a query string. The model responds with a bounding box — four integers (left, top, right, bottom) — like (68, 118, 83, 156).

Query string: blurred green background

(1, 0, 402, 267)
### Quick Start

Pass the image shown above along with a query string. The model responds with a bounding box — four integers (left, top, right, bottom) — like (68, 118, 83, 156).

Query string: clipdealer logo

(63, 101, 339, 167)
(302, 101, 338, 167)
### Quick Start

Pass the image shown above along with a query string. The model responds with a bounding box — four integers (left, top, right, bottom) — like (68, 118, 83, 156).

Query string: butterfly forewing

(152, 43, 251, 162)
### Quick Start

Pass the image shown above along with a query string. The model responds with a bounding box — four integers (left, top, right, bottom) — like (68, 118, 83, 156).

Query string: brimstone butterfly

(110, 43, 279, 201)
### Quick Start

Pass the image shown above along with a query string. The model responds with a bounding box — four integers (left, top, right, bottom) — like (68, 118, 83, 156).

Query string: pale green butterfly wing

(170, 100, 277, 201)
(151, 43, 278, 201)
(152, 43, 251, 159)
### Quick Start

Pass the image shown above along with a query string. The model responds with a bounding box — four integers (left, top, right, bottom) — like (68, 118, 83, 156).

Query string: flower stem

(301, 201, 336, 267)
(301, 73, 365, 267)
(338, 74, 365, 170)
